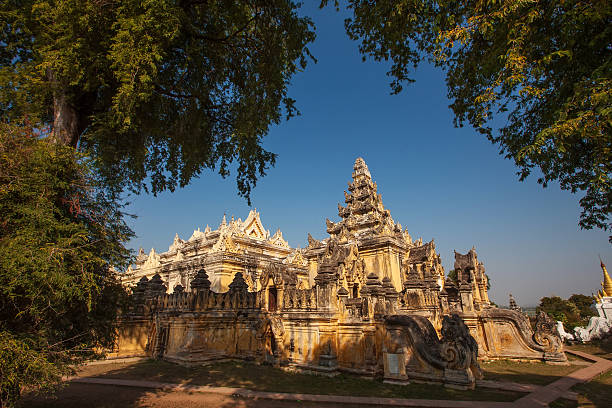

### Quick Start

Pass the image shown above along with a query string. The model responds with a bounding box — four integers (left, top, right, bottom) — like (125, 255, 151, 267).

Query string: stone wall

(115, 269, 484, 389)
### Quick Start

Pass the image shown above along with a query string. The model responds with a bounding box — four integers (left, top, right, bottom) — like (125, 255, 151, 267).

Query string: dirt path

(21, 382, 360, 408)
(20, 351, 612, 408)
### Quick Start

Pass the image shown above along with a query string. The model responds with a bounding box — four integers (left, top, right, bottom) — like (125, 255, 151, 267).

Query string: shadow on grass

(19, 358, 532, 407)
(567, 339, 612, 361)
(73, 359, 522, 402)
(19, 383, 338, 408)
(549, 397, 579, 408)
(19, 383, 158, 408)
(550, 370, 612, 408)
(480, 360, 583, 386)
(569, 369, 612, 408)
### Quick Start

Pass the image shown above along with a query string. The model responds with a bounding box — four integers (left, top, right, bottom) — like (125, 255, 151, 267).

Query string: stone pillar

(314, 267, 338, 312)
(439, 288, 449, 314)
(363, 327, 378, 374)
(337, 286, 349, 316)
(478, 282, 490, 306)
(365, 273, 385, 318)
(470, 270, 482, 307)
(382, 276, 398, 314)
(459, 281, 475, 313)
(318, 327, 338, 370)
(145, 274, 167, 313)
(190, 269, 211, 311)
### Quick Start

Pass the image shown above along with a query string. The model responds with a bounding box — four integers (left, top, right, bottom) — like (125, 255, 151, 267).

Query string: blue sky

(125, 4, 610, 306)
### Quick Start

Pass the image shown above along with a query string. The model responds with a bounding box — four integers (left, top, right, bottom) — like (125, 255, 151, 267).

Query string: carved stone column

(314, 266, 338, 312)
(439, 287, 449, 314)
(459, 284, 475, 314)
(318, 327, 338, 370)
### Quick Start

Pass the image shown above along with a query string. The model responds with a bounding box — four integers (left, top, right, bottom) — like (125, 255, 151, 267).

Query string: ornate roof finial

(353, 157, 372, 179)
(508, 293, 521, 311)
(599, 256, 612, 297)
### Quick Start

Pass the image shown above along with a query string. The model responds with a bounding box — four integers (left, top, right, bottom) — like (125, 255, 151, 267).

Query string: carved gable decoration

(337, 225, 353, 243)
(136, 247, 147, 263)
(143, 248, 161, 270)
(169, 233, 185, 252)
(403, 229, 413, 245)
(212, 232, 241, 253)
(343, 245, 366, 284)
(260, 263, 282, 288)
(319, 238, 352, 271)
(227, 217, 246, 237)
(188, 228, 206, 242)
(243, 209, 267, 240)
(454, 247, 478, 271)
(285, 249, 307, 267)
(307, 233, 322, 249)
(260, 263, 296, 288)
(408, 240, 437, 265)
(269, 229, 289, 248)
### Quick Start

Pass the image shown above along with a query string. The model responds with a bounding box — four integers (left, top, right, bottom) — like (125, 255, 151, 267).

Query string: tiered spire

(508, 294, 521, 312)
(327, 158, 400, 238)
(596, 259, 612, 302)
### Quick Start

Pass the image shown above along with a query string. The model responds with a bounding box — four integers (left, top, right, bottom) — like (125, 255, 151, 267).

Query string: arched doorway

(268, 287, 277, 312)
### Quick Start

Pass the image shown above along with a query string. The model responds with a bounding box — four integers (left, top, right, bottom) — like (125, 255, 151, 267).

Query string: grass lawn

(566, 339, 612, 361)
(549, 370, 612, 408)
(480, 360, 582, 385)
(78, 359, 523, 402)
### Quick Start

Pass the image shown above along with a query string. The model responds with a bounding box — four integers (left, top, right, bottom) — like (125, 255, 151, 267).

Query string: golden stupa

(596, 259, 612, 302)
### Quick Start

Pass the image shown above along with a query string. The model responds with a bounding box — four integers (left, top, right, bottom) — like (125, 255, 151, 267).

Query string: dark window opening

(268, 287, 277, 312)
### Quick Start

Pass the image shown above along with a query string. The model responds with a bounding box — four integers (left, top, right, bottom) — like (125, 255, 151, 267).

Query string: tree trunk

(51, 91, 80, 148)
(48, 69, 81, 148)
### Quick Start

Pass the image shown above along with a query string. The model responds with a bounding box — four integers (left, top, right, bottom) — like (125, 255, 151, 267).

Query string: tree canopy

(1, 0, 316, 201)
(537, 294, 596, 330)
(0, 123, 132, 406)
(326, 0, 611, 241)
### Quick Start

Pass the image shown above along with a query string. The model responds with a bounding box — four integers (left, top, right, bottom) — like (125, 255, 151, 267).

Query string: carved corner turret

(191, 269, 211, 293)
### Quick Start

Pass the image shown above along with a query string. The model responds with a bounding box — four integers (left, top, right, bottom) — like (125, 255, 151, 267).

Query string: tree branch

(193, 12, 262, 43)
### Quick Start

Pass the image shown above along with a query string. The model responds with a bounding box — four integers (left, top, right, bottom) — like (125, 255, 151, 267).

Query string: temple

(123, 209, 308, 293)
(574, 260, 612, 341)
(595, 260, 612, 305)
(116, 157, 566, 389)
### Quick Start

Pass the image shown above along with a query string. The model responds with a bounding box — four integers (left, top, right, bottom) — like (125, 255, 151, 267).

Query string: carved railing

(342, 297, 366, 318)
(150, 289, 259, 313)
(282, 288, 317, 310)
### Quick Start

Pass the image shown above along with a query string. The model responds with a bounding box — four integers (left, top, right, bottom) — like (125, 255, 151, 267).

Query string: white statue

(574, 316, 611, 342)
(556, 321, 574, 342)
